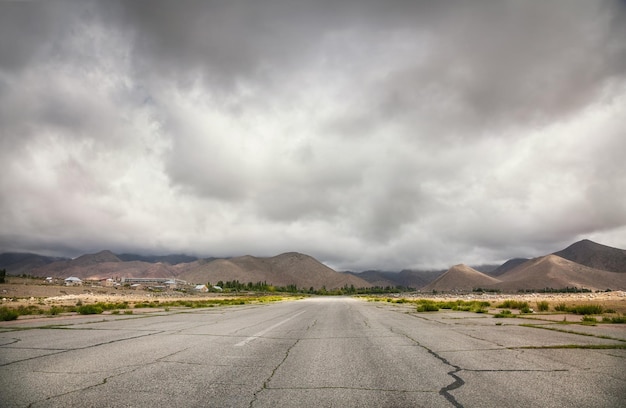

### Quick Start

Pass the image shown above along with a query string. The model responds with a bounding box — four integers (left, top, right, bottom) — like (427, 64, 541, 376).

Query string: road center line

(234, 310, 306, 347)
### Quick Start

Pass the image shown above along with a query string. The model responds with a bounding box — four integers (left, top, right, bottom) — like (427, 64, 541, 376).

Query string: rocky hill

(421, 264, 501, 292)
(488, 258, 530, 277)
(2, 239, 626, 292)
(553, 239, 626, 273)
(346, 269, 443, 289)
(492, 254, 626, 291)
(175, 252, 371, 290)
(0, 252, 69, 275)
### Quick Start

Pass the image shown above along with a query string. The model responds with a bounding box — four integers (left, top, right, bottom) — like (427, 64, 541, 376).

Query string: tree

(0, 269, 6, 284)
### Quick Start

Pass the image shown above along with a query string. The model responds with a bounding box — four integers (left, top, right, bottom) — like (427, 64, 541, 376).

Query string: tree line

(208, 280, 413, 295)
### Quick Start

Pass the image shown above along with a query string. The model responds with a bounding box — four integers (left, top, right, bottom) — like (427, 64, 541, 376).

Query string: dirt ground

(0, 277, 230, 308)
(2, 277, 626, 314)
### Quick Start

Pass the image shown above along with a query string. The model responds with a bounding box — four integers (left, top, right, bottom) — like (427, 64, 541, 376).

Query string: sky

(1, 0, 625, 271)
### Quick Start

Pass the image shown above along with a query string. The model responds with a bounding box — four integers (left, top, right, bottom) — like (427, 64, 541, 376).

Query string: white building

(64, 277, 83, 286)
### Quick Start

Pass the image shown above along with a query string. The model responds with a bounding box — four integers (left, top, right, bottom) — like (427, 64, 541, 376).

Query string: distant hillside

(345, 270, 398, 287)
(493, 255, 626, 291)
(489, 258, 530, 277)
(422, 264, 501, 292)
(553, 239, 626, 273)
(116, 253, 200, 265)
(0, 252, 69, 275)
(3, 238, 626, 291)
(175, 252, 371, 290)
(347, 269, 443, 289)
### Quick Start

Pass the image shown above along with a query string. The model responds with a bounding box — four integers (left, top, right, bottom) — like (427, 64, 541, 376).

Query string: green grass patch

(413, 299, 491, 313)
(554, 303, 568, 312)
(416, 302, 439, 312)
(494, 309, 515, 318)
(568, 304, 603, 315)
(601, 315, 626, 324)
(581, 315, 597, 324)
(77, 304, 103, 315)
(496, 300, 529, 310)
(0, 307, 19, 321)
(536, 301, 550, 312)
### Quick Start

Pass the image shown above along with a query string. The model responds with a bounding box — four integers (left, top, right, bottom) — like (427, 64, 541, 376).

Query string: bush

(77, 305, 103, 315)
(536, 301, 549, 312)
(0, 307, 19, 321)
(494, 309, 514, 318)
(417, 303, 439, 312)
(16, 305, 44, 315)
(569, 304, 603, 315)
(554, 303, 568, 312)
(496, 300, 529, 310)
(47, 306, 63, 315)
(602, 315, 626, 324)
(582, 315, 597, 323)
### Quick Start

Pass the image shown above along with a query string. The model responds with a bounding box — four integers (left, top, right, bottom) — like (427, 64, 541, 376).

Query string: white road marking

(234, 310, 306, 347)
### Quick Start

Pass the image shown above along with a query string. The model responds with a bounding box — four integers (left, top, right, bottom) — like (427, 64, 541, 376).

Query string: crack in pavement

(27, 364, 145, 408)
(0, 330, 164, 367)
(390, 327, 465, 407)
(27, 345, 196, 407)
(265, 385, 439, 393)
(248, 338, 301, 408)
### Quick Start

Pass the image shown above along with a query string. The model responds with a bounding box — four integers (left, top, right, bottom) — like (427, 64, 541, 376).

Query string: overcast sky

(1, 1, 625, 271)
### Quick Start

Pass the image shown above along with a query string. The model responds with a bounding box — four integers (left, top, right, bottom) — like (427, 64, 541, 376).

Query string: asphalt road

(1, 297, 625, 407)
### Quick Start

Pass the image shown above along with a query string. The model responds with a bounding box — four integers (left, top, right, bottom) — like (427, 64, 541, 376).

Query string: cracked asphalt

(0, 297, 625, 407)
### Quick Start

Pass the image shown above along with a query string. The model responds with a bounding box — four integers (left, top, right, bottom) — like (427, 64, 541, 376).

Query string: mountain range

(1, 239, 625, 291)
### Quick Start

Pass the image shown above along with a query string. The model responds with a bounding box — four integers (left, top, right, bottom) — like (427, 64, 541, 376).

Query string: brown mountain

(421, 264, 501, 292)
(345, 270, 397, 287)
(493, 255, 626, 291)
(28, 250, 122, 277)
(0, 252, 69, 275)
(347, 269, 444, 289)
(489, 258, 530, 277)
(553, 239, 626, 273)
(175, 252, 371, 290)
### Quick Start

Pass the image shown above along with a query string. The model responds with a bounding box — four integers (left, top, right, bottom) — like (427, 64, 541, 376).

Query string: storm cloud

(1, 0, 625, 270)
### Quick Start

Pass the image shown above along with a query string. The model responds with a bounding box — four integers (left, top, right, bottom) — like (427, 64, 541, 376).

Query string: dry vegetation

(0, 277, 299, 321)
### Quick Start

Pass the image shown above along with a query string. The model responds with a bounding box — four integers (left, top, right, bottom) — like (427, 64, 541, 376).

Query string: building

(64, 277, 83, 286)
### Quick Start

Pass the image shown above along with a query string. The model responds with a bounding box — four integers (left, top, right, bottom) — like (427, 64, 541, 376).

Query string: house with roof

(64, 277, 83, 286)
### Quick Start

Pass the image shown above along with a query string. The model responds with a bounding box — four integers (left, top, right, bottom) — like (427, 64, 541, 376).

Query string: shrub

(0, 307, 19, 321)
(494, 309, 514, 318)
(496, 300, 529, 310)
(47, 306, 63, 315)
(417, 303, 439, 312)
(536, 301, 549, 312)
(520, 306, 533, 314)
(582, 315, 597, 323)
(604, 316, 626, 324)
(17, 305, 44, 315)
(569, 304, 603, 315)
(77, 305, 103, 315)
(554, 303, 568, 312)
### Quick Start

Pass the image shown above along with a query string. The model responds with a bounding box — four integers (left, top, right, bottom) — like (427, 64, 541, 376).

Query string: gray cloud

(1, 0, 625, 270)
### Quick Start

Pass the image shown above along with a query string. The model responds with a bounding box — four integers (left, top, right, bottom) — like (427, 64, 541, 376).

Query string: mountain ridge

(1, 239, 625, 291)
